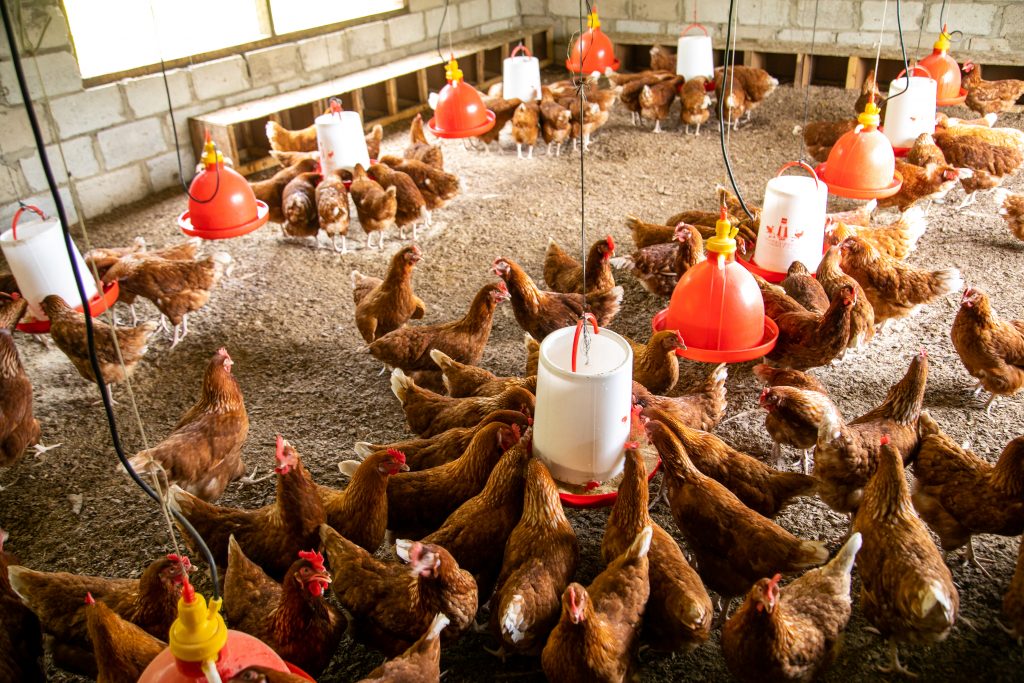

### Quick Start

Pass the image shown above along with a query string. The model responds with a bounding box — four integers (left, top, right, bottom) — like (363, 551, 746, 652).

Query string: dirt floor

(3, 78, 1024, 682)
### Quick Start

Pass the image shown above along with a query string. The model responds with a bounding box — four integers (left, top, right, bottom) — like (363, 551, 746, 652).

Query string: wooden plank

(846, 55, 867, 90)
(416, 68, 428, 102)
(794, 54, 813, 89)
(744, 51, 766, 69)
(546, 29, 554, 64)
(475, 50, 486, 86)
(385, 78, 399, 116)
(236, 155, 279, 177)
(351, 89, 365, 117)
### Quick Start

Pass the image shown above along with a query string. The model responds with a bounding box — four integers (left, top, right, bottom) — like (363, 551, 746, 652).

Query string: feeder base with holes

(16, 281, 120, 335)
(428, 111, 496, 139)
(815, 163, 903, 200)
(556, 441, 660, 508)
(652, 309, 779, 363)
(936, 88, 968, 107)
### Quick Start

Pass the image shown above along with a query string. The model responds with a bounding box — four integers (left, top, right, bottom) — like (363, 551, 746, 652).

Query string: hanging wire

(797, 0, 821, 160)
(717, 0, 754, 220)
(0, 0, 220, 598)
(886, 0, 912, 105)
(435, 0, 454, 63)
(576, 0, 592, 362)
(938, 0, 950, 32)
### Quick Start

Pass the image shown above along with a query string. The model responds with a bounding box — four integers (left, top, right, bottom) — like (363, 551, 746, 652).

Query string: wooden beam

(846, 55, 867, 90)
(384, 78, 399, 116)
(794, 53, 813, 88)
(351, 89, 365, 117)
(744, 51, 766, 70)
(475, 50, 486, 86)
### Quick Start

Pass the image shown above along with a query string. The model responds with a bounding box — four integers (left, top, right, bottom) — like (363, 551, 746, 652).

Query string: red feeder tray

(428, 57, 496, 139)
(936, 87, 968, 107)
(652, 309, 779, 364)
(815, 163, 903, 200)
(16, 281, 120, 334)
(557, 448, 660, 509)
(286, 663, 315, 681)
(566, 8, 620, 74)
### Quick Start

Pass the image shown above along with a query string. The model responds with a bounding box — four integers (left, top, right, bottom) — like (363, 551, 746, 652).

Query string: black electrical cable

(436, 0, 450, 63)
(158, 50, 220, 204)
(717, 0, 755, 220)
(578, 0, 590, 308)
(0, 0, 221, 598)
(886, 0, 912, 104)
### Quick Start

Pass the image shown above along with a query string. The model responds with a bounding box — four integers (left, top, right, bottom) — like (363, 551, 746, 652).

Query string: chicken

(715, 65, 779, 121)
(854, 69, 886, 118)
(102, 251, 232, 347)
(169, 436, 325, 580)
(390, 368, 534, 438)
(760, 385, 838, 474)
(648, 419, 828, 602)
(365, 124, 384, 160)
(421, 427, 532, 593)
(473, 96, 522, 149)
(510, 101, 540, 159)
(612, 223, 705, 297)
(814, 349, 928, 514)
(430, 349, 536, 398)
(961, 61, 1024, 115)
(379, 156, 460, 212)
(639, 77, 682, 133)
(627, 330, 685, 394)
(0, 529, 44, 682)
(490, 457, 578, 656)
(995, 188, 1024, 241)
(228, 667, 310, 683)
(368, 163, 429, 240)
(0, 292, 27, 331)
(933, 119, 1024, 207)
(542, 527, 651, 683)
(816, 246, 874, 350)
(357, 612, 449, 682)
(825, 206, 927, 261)
(753, 363, 828, 394)
(352, 246, 426, 344)
(314, 170, 350, 253)
(839, 235, 963, 327)
(386, 421, 519, 535)
(320, 524, 477, 656)
(633, 362, 729, 432)
(369, 282, 509, 373)
(721, 533, 862, 683)
(350, 164, 398, 249)
(41, 294, 156, 392)
(404, 113, 443, 169)
(543, 236, 616, 294)
(603, 443, 711, 652)
(781, 260, 829, 315)
(717, 80, 748, 130)
(912, 411, 1024, 570)
(492, 257, 623, 340)
(7, 554, 190, 677)
(649, 43, 676, 71)
(679, 76, 713, 135)
(648, 405, 816, 518)
(539, 94, 572, 156)
(250, 158, 319, 225)
(127, 348, 249, 502)
(224, 539, 344, 676)
(266, 119, 317, 152)
(877, 158, 962, 212)
(524, 333, 540, 376)
(84, 236, 146, 280)
(317, 448, 407, 553)
(281, 171, 320, 239)
(853, 436, 959, 676)
(615, 71, 676, 125)
(952, 287, 1024, 413)
(1001, 539, 1024, 645)
(85, 594, 164, 683)
(625, 213, 676, 248)
(764, 282, 856, 371)
(0, 326, 39, 467)
(801, 119, 857, 163)
(569, 99, 609, 151)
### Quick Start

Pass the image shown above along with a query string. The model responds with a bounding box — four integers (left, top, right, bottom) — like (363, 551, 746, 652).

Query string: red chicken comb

(880, 435, 891, 446)
(386, 448, 407, 464)
(496, 280, 509, 294)
(759, 386, 772, 403)
(765, 573, 783, 600)
(624, 441, 639, 450)
(167, 554, 192, 571)
(605, 235, 615, 253)
(919, 346, 927, 358)
(674, 329, 686, 348)
(217, 347, 230, 358)
(298, 549, 326, 573)
(85, 592, 95, 605)
(509, 423, 522, 443)
(275, 435, 286, 461)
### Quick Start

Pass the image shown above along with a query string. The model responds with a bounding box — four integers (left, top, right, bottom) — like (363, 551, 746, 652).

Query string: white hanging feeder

(533, 314, 633, 486)
(0, 205, 100, 322)
(882, 66, 937, 151)
(315, 98, 371, 174)
(502, 44, 542, 101)
(752, 162, 828, 274)
(676, 24, 714, 80)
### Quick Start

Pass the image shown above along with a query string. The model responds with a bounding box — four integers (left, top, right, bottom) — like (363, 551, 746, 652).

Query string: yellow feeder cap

(587, 10, 600, 29)
(857, 99, 881, 128)
(168, 580, 228, 665)
(445, 57, 463, 83)
(706, 206, 738, 256)
(934, 24, 951, 51)
(200, 132, 224, 168)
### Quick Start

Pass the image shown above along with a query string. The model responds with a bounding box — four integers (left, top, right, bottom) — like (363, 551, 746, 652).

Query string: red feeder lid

(559, 459, 660, 508)
(919, 25, 962, 103)
(566, 8, 620, 74)
(654, 210, 776, 364)
(427, 57, 496, 139)
(178, 134, 268, 240)
(816, 100, 902, 200)
(16, 281, 120, 334)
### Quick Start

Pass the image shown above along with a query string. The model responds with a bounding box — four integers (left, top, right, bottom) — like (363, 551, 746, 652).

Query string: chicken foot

(876, 640, 917, 678)
(956, 191, 977, 210)
(956, 538, 993, 578)
(168, 314, 189, 350)
(648, 472, 669, 511)
(652, 119, 663, 134)
(235, 464, 275, 486)
(995, 618, 1023, 646)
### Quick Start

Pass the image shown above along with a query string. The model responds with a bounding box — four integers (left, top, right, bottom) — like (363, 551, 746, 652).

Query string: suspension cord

(717, 0, 754, 220)
(798, 0, 821, 160)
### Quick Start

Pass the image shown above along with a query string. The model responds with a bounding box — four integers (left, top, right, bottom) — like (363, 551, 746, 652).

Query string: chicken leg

(877, 640, 916, 678)
(333, 234, 347, 254)
(653, 119, 663, 134)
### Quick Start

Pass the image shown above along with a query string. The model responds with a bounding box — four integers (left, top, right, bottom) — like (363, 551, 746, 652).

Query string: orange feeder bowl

(558, 456, 660, 508)
(920, 25, 964, 106)
(567, 8, 619, 74)
(815, 101, 902, 200)
(428, 57, 496, 139)
(178, 135, 268, 240)
(16, 281, 120, 334)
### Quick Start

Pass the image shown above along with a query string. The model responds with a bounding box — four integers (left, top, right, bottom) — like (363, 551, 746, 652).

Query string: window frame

(70, 0, 408, 88)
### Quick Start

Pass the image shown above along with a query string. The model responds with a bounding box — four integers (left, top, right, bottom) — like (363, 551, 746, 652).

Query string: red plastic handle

(776, 160, 820, 190)
(896, 64, 932, 79)
(571, 313, 599, 373)
(510, 44, 532, 58)
(680, 23, 709, 37)
(11, 204, 45, 241)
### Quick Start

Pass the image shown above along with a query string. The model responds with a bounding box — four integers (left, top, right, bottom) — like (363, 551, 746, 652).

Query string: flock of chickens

(2, 45, 1024, 683)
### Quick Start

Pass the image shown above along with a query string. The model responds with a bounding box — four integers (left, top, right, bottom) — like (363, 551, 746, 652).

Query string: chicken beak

(398, 462, 410, 473)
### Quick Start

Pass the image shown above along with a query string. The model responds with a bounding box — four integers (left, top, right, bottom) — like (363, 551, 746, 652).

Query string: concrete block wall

(526, 0, 1020, 62)
(0, 0, 524, 223)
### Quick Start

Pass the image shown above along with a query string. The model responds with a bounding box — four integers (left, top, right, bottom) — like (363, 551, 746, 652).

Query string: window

(63, 0, 405, 80)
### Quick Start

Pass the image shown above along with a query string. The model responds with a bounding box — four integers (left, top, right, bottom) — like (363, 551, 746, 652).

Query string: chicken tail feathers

(796, 539, 830, 568)
(994, 187, 1010, 213)
(828, 531, 862, 578)
(914, 580, 957, 627)
(500, 594, 528, 644)
(353, 441, 375, 459)
(933, 267, 964, 298)
(608, 255, 633, 270)
(5, 565, 35, 603)
(817, 405, 843, 445)
(426, 612, 451, 641)
(390, 368, 414, 405)
(897, 206, 928, 248)
(628, 525, 654, 560)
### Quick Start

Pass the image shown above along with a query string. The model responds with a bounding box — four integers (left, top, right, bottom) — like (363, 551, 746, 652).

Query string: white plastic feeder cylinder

(502, 44, 542, 101)
(676, 24, 714, 81)
(533, 317, 633, 486)
(754, 161, 828, 273)
(0, 205, 97, 319)
(882, 67, 937, 149)
(315, 100, 371, 174)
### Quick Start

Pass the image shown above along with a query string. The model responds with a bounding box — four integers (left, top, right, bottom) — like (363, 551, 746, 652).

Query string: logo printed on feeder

(764, 217, 802, 242)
